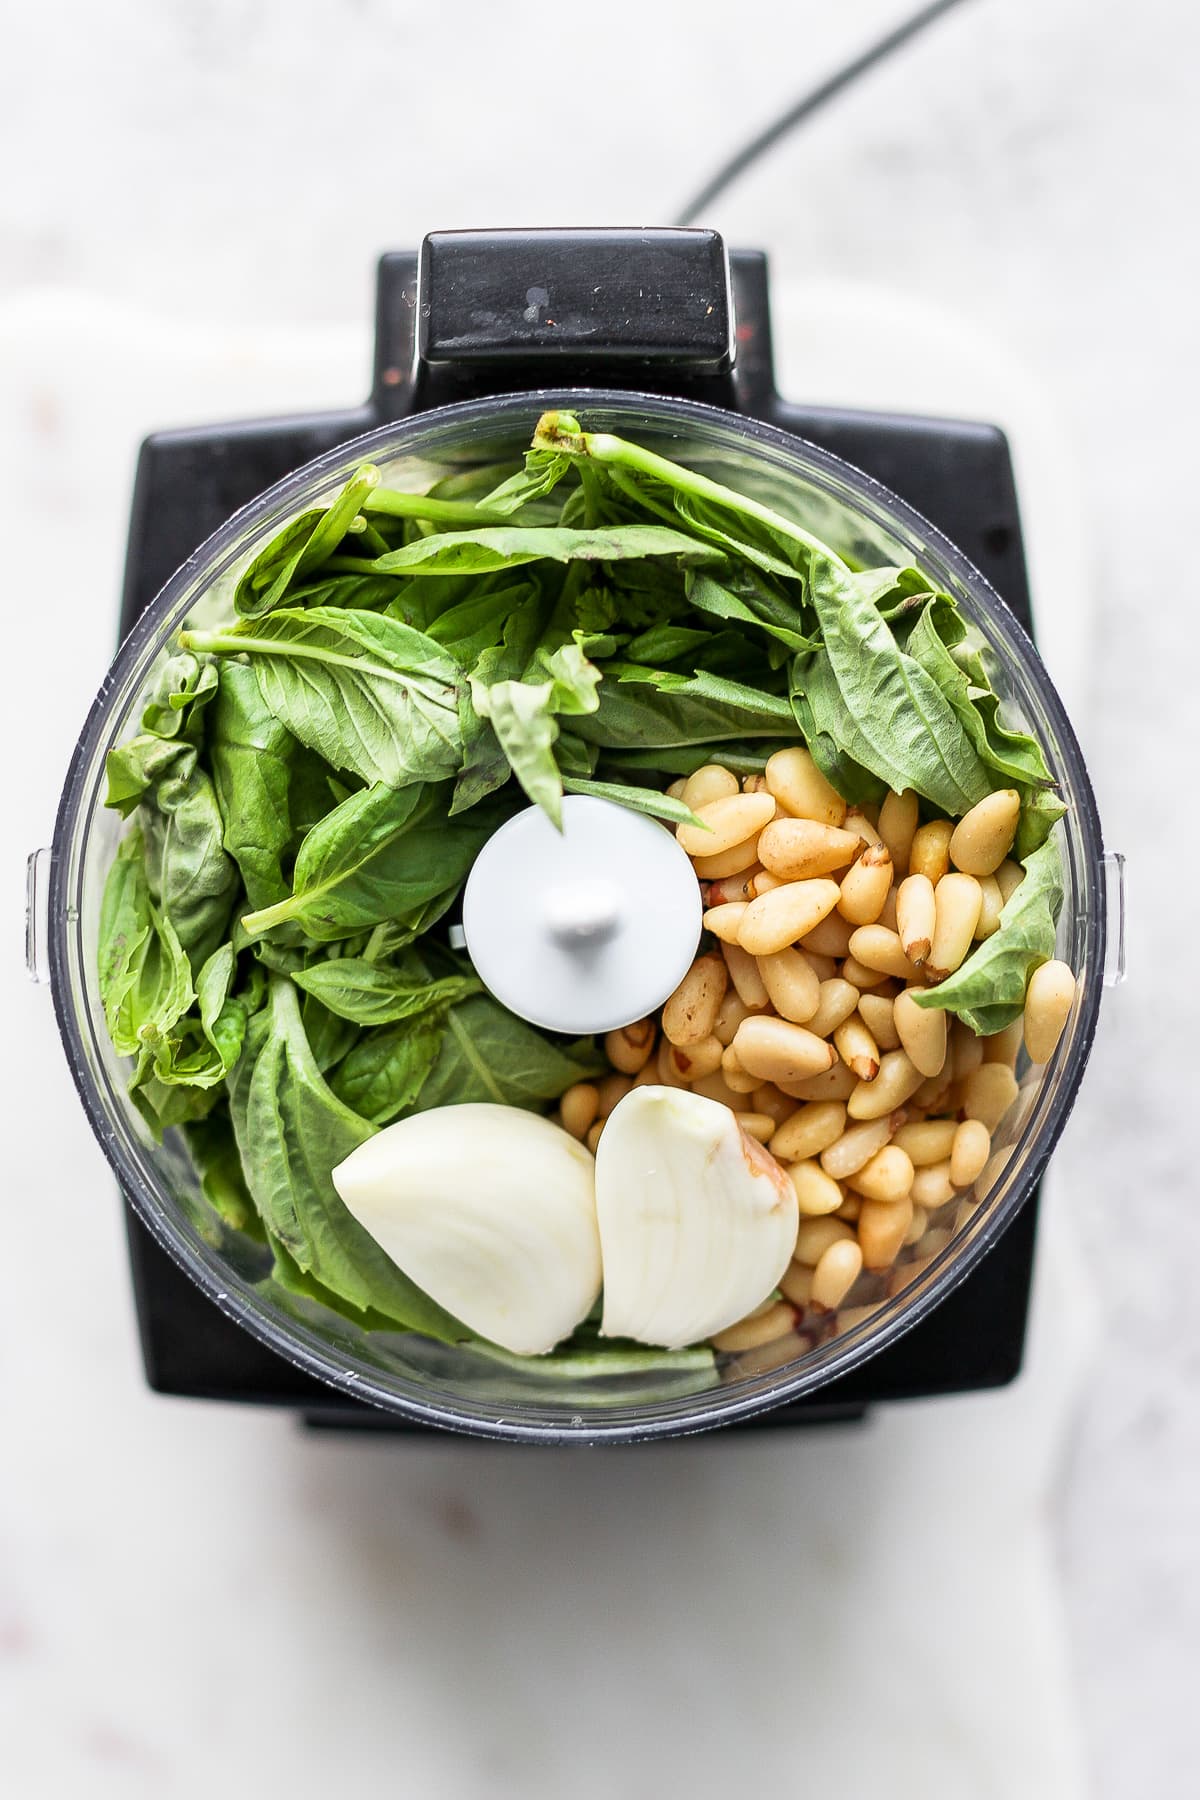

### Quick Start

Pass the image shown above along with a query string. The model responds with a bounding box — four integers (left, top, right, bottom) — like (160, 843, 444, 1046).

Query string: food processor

(28, 228, 1124, 1440)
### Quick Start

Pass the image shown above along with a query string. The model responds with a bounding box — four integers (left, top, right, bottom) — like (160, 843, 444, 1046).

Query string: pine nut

(750, 869, 784, 895)
(738, 879, 841, 955)
(952, 1020, 985, 1081)
(858, 1195, 913, 1270)
(585, 1120, 605, 1154)
(734, 1111, 776, 1143)
(893, 988, 948, 1078)
(757, 947, 821, 1023)
(911, 1069, 955, 1112)
(847, 1048, 924, 1119)
(680, 763, 739, 810)
(632, 1063, 660, 1089)
(837, 842, 894, 925)
(790, 1159, 845, 1216)
(887, 1252, 936, 1297)
(757, 817, 860, 879)
(801, 911, 855, 957)
(840, 956, 888, 990)
(703, 900, 749, 943)
(713, 985, 760, 1046)
(560, 1082, 600, 1140)
(780, 1262, 814, 1307)
(909, 818, 953, 885)
(765, 747, 847, 825)
(951, 1118, 991, 1186)
(720, 1043, 765, 1094)
(752, 1083, 797, 1127)
(778, 1061, 859, 1102)
(878, 788, 919, 875)
(710, 1301, 796, 1353)
(844, 807, 883, 848)
(962, 1062, 1019, 1133)
(847, 925, 920, 981)
(982, 1017, 1024, 1067)
(878, 887, 899, 932)
(706, 869, 761, 905)
(836, 1302, 883, 1333)
(893, 1119, 958, 1165)
(978, 1145, 1014, 1197)
(1024, 960, 1077, 1063)
(811, 1238, 864, 1310)
(903, 1204, 928, 1246)
(770, 1100, 847, 1162)
(918, 1226, 953, 1260)
(656, 1036, 690, 1089)
(803, 949, 838, 981)
(911, 1160, 955, 1207)
(743, 772, 769, 794)
(949, 788, 1021, 877)
(663, 1034, 725, 1083)
(819, 1115, 893, 1179)
(732, 1015, 838, 1084)
(662, 953, 728, 1046)
(793, 1215, 856, 1265)
(834, 1014, 881, 1082)
(692, 837, 763, 879)
(720, 940, 771, 1010)
(847, 1143, 915, 1203)
(896, 873, 936, 967)
(692, 1069, 749, 1108)
(666, 777, 687, 801)
(995, 858, 1025, 906)
(676, 790, 776, 857)
(857, 993, 900, 1051)
(836, 1192, 862, 1221)
(596, 1073, 633, 1116)
(975, 874, 1004, 939)
(925, 874, 983, 980)
(604, 1019, 656, 1074)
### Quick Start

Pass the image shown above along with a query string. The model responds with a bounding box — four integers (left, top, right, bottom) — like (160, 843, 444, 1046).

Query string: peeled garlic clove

(595, 1086, 798, 1349)
(332, 1104, 600, 1356)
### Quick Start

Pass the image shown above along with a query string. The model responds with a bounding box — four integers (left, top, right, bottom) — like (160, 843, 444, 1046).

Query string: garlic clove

(595, 1086, 798, 1349)
(332, 1104, 600, 1356)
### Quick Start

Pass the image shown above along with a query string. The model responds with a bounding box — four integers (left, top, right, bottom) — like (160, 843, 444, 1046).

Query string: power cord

(672, 0, 978, 227)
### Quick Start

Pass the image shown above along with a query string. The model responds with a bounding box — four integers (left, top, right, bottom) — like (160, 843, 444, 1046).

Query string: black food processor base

(119, 233, 1040, 1432)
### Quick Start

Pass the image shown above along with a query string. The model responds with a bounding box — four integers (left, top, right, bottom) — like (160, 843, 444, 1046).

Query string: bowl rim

(48, 385, 1107, 1442)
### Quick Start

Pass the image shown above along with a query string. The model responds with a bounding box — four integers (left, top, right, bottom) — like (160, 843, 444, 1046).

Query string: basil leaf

(181, 607, 462, 789)
(242, 781, 501, 941)
(207, 661, 301, 913)
(294, 960, 482, 1026)
(184, 1110, 261, 1236)
(140, 652, 218, 741)
(684, 569, 816, 652)
(228, 974, 463, 1338)
(98, 832, 194, 1056)
(145, 757, 240, 972)
(412, 992, 606, 1113)
(910, 838, 1064, 1034)
(235, 465, 380, 618)
(561, 776, 703, 828)
(367, 521, 717, 578)
(329, 1012, 447, 1125)
(104, 733, 190, 818)
(470, 642, 601, 827)
(622, 623, 717, 665)
(576, 664, 796, 748)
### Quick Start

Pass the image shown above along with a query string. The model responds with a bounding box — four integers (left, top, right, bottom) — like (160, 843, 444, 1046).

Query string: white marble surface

(1, 1, 1194, 1794)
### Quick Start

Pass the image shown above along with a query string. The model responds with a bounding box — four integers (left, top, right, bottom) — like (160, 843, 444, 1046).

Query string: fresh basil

(911, 839, 1064, 1035)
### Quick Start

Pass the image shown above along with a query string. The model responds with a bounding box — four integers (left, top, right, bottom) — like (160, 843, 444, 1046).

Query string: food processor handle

(378, 227, 749, 415)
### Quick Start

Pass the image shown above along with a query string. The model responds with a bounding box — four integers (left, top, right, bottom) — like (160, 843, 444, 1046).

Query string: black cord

(673, 0, 978, 227)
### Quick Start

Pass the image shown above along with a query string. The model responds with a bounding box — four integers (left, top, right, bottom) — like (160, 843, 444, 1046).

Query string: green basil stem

(362, 490, 515, 527)
(533, 412, 845, 567)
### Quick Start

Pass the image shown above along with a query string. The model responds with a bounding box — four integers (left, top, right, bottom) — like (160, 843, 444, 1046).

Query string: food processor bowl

(44, 389, 1109, 1442)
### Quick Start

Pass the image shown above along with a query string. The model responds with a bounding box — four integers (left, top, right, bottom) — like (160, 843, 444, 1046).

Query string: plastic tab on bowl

(25, 847, 52, 984)
(1102, 851, 1126, 985)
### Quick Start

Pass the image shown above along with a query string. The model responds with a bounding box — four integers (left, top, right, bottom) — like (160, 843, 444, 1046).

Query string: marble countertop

(2, 2, 1194, 1794)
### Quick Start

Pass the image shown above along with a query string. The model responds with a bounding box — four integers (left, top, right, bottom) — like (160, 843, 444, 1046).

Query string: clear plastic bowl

(46, 389, 1108, 1441)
